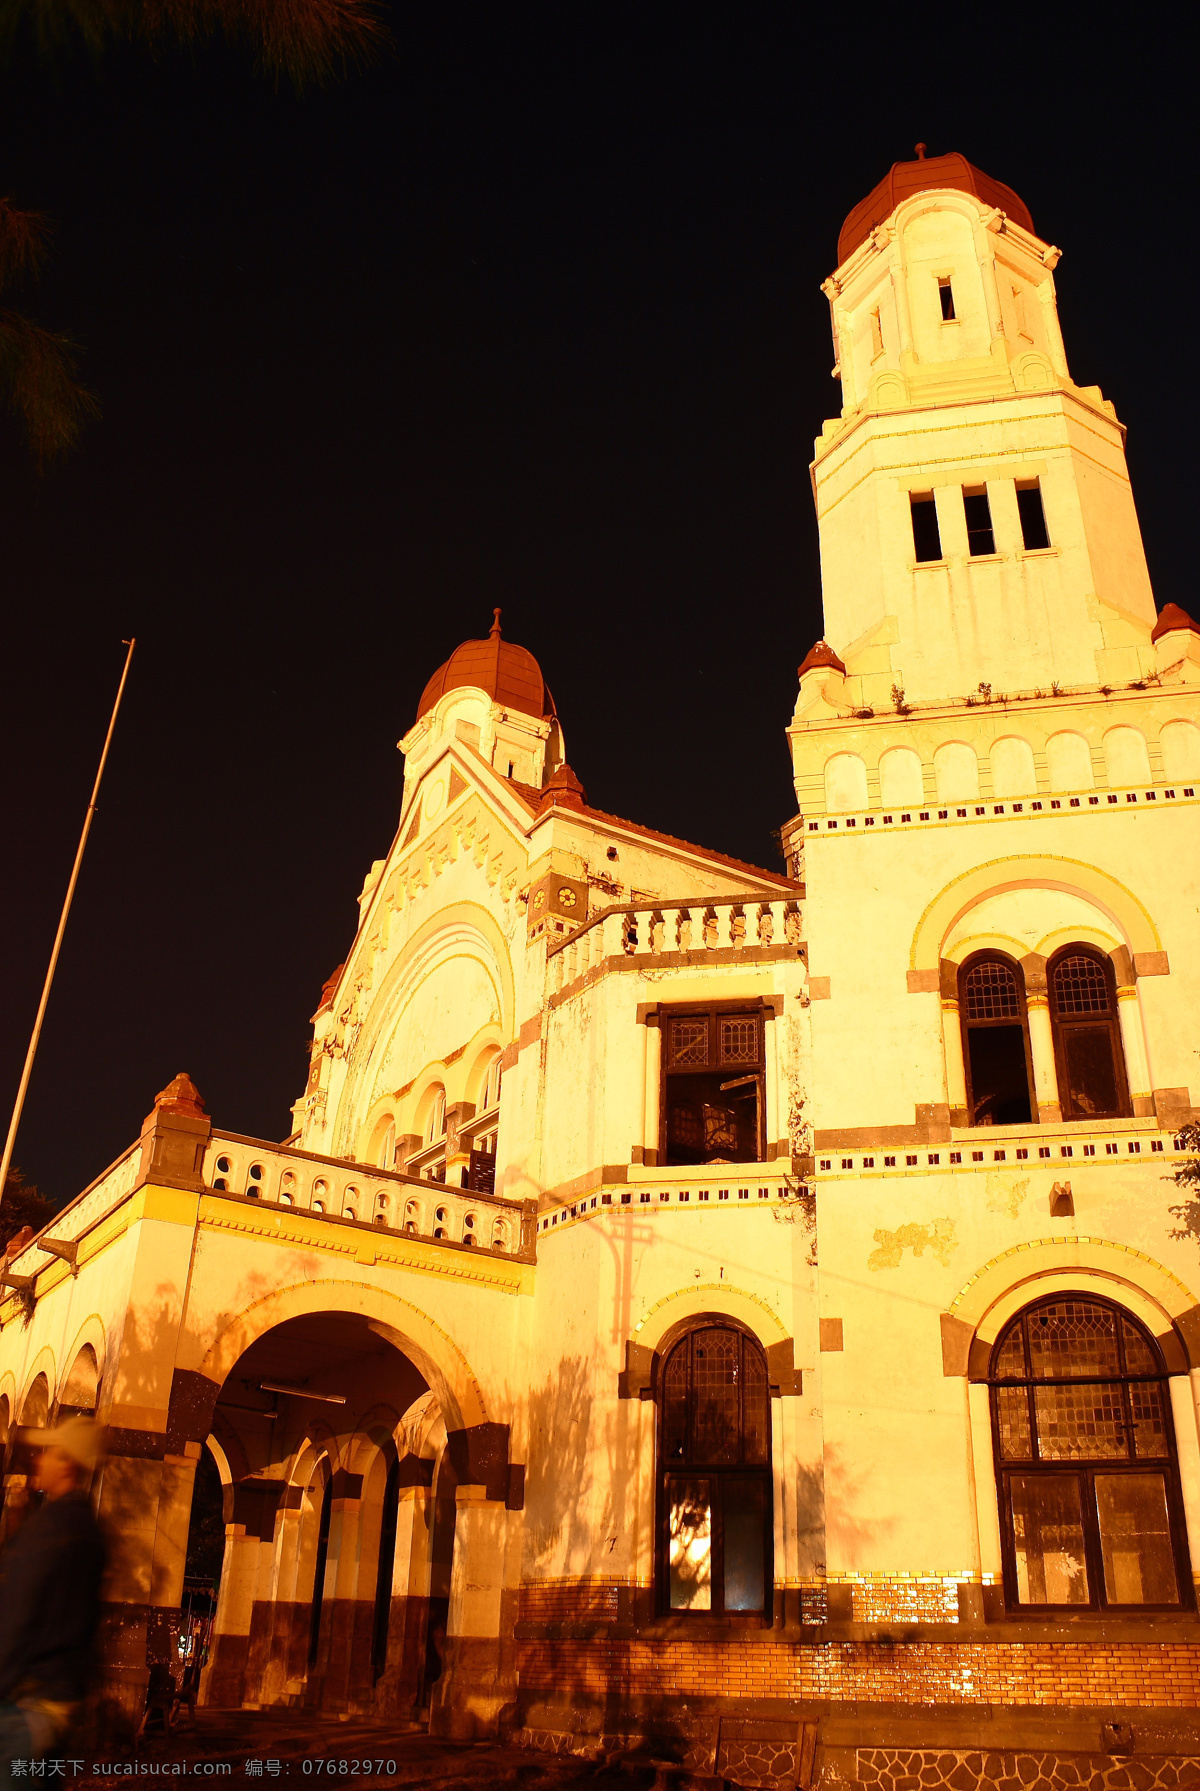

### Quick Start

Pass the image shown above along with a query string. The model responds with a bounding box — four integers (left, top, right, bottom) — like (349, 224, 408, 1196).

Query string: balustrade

(548, 894, 800, 989)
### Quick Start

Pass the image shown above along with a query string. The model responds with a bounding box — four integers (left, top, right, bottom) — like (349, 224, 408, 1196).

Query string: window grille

(670, 1018, 709, 1067)
(964, 958, 1022, 1020)
(1051, 955, 1112, 1015)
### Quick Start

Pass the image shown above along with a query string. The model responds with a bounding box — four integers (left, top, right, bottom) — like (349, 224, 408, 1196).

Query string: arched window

(657, 1324, 771, 1618)
(959, 954, 1034, 1126)
(425, 1088, 447, 1144)
(1048, 948, 1129, 1121)
(990, 1296, 1189, 1610)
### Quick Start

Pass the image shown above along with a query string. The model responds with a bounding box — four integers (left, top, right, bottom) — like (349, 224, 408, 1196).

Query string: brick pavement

(57, 1710, 658, 1791)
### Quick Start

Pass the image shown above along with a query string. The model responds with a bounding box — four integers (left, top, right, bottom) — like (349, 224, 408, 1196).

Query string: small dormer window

(938, 278, 956, 321)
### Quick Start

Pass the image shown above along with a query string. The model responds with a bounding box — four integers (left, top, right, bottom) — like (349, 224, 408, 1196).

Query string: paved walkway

(62, 1710, 664, 1790)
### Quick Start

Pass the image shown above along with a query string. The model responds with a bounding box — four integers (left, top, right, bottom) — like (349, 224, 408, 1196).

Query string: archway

(199, 1310, 451, 1718)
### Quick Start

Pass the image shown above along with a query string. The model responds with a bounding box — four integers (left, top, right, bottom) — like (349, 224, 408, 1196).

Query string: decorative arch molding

(632, 1283, 790, 1352)
(333, 901, 515, 1157)
(18, 1350, 57, 1419)
(194, 1278, 490, 1432)
(910, 854, 1162, 972)
(59, 1316, 108, 1409)
(940, 1237, 1200, 1377)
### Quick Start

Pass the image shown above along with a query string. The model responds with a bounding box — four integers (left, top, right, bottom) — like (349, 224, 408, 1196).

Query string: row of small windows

(657, 1297, 1190, 1617)
(910, 479, 1050, 563)
(823, 720, 1200, 812)
(818, 1140, 1166, 1171)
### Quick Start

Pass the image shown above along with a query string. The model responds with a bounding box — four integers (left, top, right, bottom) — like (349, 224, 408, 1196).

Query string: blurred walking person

(0, 1418, 107, 1788)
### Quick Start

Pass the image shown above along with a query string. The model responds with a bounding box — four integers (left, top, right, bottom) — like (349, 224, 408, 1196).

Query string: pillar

(644, 1014, 661, 1166)
(1020, 954, 1061, 1123)
(939, 961, 968, 1124)
(1117, 988, 1154, 1118)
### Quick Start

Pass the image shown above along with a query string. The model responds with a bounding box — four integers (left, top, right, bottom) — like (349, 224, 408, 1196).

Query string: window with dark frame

(1048, 948, 1130, 1121)
(658, 1324, 772, 1618)
(662, 1006, 764, 1166)
(990, 1296, 1189, 1611)
(938, 277, 956, 320)
(910, 493, 942, 563)
(1016, 480, 1051, 550)
(959, 954, 1035, 1126)
(963, 487, 996, 556)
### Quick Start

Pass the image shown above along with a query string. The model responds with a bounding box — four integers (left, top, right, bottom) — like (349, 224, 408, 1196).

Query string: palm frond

(0, 196, 52, 292)
(0, 309, 100, 472)
(0, 0, 384, 85)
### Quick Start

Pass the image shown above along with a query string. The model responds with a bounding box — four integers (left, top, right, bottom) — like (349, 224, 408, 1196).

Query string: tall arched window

(990, 1296, 1189, 1610)
(1048, 948, 1129, 1121)
(658, 1324, 771, 1618)
(959, 953, 1034, 1126)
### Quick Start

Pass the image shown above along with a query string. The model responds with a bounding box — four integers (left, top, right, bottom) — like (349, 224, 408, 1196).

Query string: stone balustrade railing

(203, 1133, 530, 1257)
(546, 893, 802, 994)
(3, 1145, 142, 1276)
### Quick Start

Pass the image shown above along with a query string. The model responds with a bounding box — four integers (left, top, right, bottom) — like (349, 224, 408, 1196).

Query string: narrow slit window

(1017, 482, 1051, 551)
(869, 306, 884, 359)
(963, 487, 996, 556)
(938, 278, 956, 321)
(910, 494, 942, 563)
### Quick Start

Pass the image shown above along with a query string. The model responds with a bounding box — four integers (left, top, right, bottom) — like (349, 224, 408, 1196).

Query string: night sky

(2, 9, 1195, 1204)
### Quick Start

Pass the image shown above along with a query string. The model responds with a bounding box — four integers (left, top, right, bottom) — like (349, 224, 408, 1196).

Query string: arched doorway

(201, 1310, 449, 1716)
(657, 1322, 772, 1619)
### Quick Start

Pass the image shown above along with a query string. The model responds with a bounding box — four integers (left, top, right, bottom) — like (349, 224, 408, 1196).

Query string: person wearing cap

(0, 1417, 107, 1785)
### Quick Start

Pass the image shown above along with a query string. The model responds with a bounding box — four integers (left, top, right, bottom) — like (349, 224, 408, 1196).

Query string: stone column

(1020, 954, 1061, 1123)
(203, 1524, 262, 1708)
(1117, 990, 1154, 1117)
(375, 1477, 435, 1716)
(428, 1423, 521, 1740)
(939, 960, 968, 1125)
(643, 1014, 661, 1166)
(431, 1486, 520, 1739)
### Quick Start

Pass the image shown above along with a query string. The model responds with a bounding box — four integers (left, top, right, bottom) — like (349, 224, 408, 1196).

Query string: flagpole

(0, 638, 137, 1204)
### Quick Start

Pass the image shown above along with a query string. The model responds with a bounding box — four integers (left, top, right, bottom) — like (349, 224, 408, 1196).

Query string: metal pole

(0, 638, 137, 1205)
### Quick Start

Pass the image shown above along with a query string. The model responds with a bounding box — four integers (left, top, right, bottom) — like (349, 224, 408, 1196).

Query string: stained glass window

(990, 1296, 1184, 1609)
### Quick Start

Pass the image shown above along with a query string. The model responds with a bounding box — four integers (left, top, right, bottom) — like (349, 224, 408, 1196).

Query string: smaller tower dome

(838, 146, 1034, 266)
(417, 609, 555, 723)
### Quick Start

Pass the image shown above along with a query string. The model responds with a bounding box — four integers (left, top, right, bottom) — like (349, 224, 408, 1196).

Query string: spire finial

(490, 607, 502, 638)
(914, 142, 927, 160)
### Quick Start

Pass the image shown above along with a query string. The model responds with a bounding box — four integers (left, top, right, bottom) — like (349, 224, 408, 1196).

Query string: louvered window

(661, 1006, 764, 1166)
(1048, 948, 1129, 1121)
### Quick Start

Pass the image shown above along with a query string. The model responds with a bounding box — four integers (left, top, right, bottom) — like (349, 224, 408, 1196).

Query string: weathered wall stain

(868, 1218, 956, 1270)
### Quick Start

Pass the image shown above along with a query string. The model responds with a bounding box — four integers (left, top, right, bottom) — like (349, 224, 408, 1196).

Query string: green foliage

(0, 197, 99, 471)
(0, 0, 384, 89)
(1167, 1122, 1200, 1246)
(0, 1164, 55, 1252)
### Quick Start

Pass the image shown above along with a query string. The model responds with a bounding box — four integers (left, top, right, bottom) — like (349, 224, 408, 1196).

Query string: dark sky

(1, 8, 1195, 1204)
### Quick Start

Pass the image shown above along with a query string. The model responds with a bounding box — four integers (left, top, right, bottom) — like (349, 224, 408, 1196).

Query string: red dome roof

(838, 147, 1034, 267)
(1151, 603, 1200, 643)
(417, 610, 555, 723)
(798, 640, 847, 678)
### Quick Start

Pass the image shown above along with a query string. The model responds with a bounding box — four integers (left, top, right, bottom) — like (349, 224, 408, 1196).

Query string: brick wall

(515, 1639, 1200, 1708)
